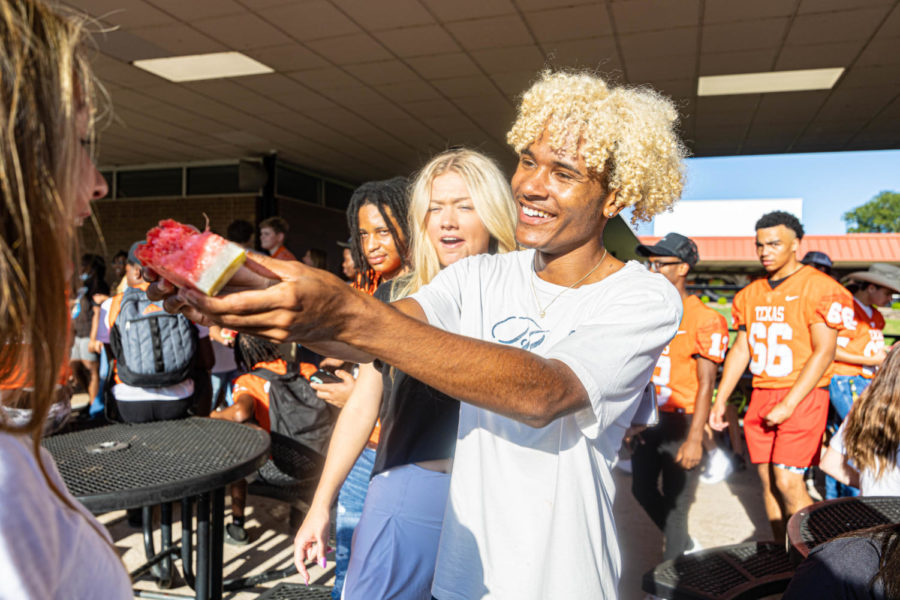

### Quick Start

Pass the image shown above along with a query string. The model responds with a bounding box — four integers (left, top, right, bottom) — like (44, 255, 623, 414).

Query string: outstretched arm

(153, 254, 589, 427)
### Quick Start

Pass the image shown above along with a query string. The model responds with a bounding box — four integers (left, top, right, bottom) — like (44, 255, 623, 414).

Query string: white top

(97, 294, 208, 402)
(0, 433, 133, 599)
(831, 421, 900, 496)
(412, 251, 682, 600)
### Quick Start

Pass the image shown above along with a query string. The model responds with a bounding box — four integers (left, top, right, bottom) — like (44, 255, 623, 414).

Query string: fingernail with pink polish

(319, 557, 327, 568)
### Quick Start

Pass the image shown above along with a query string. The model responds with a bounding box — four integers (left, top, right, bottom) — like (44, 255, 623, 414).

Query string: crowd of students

(2, 1, 900, 599)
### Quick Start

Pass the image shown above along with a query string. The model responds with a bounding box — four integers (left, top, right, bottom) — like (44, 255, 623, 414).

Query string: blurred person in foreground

(0, 0, 131, 596)
(633, 233, 728, 559)
(149, 69, 685, 599)
(710, 211, 853, 541)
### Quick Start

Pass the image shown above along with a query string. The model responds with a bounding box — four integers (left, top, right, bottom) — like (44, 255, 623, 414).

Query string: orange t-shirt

(732, 265, 853, 389)
(271, 245, 296, 261)
(231, 360, 319, 432)
(653, 295, 728, 414)
(231, 359, 287, 432)
(834, 297, 885, 378)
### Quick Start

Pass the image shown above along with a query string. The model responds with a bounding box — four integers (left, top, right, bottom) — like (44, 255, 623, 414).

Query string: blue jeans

(825, 375, 870, 499)
(211, 369, 240, 407)
(333, 448, 375, 600)
(89, 350, 108, 418)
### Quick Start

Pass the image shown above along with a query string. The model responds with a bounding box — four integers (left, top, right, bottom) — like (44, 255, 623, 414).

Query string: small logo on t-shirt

(491, 316, 548, 351)
(785, 295, 799, 301)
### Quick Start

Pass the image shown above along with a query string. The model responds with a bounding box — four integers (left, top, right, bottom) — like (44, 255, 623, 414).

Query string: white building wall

(653, 199, 803, 237)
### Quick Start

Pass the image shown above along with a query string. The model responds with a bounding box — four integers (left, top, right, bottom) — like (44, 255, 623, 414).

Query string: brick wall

(278, 197, 349, 274)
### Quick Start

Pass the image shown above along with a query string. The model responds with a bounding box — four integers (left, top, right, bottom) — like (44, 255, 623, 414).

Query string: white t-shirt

(0, 433, 132, 599)
(831, 421, 900, 496)
(97, 294, 209, 402)
(412, 251, 682, 600)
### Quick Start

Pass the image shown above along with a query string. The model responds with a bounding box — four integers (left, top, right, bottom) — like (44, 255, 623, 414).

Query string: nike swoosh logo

(785, 296, 799, 301)
(676, 330, 687, 335)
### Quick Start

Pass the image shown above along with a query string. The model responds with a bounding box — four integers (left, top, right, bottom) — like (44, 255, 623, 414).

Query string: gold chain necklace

(530, 248, 608, 318)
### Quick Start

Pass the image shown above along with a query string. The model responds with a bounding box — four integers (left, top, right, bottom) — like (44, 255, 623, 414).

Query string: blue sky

(630, 149, 900, 236)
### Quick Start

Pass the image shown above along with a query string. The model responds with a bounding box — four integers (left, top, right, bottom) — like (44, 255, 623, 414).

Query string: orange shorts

(744, 387, 829, 468)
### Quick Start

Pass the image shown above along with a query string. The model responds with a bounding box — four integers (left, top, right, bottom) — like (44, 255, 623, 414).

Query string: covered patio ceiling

(66, 0, 900, 183)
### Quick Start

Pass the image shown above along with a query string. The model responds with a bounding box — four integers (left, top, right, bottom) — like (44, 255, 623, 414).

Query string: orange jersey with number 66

(652, 295, 728, 413)
(732, 265, 853, 389)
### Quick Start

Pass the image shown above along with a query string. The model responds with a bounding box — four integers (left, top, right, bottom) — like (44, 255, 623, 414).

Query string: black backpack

(251, 367, 336, 456)
(110, 286, 198, 387)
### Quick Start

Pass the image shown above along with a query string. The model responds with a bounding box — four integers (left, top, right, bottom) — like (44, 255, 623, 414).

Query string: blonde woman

(293, 148, 516, 599)
(0, 0, 131, 597)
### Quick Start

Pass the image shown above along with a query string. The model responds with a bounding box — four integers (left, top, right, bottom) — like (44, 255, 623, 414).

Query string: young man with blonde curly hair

(153, 70, 687, 599)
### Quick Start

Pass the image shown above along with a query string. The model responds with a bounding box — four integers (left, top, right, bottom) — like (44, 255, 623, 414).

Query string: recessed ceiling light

(132, 52, 273, 82)
(697, 67, 844, 96)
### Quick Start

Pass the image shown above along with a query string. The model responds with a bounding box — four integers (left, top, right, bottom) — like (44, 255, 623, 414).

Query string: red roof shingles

(636, 234, 900, 265)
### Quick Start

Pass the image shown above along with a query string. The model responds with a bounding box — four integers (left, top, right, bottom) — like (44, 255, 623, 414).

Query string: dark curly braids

(234, 334, 283, 372)
(346, 176, 411, 291)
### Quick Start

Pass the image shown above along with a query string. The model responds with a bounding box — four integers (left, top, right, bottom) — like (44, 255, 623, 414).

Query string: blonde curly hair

(507, 70, 687, 223)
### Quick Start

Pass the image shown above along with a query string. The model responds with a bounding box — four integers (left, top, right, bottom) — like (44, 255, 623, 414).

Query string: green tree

(843, 191, 900, 233)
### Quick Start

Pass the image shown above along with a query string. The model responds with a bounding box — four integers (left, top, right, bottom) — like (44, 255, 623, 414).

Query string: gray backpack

(110, 287, 198, 387)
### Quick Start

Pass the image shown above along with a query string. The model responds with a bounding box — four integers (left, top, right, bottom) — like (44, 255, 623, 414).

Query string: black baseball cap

(127, 241, 145, 266)
(636, 232, 699, 268)
(801, 251, 833, 269)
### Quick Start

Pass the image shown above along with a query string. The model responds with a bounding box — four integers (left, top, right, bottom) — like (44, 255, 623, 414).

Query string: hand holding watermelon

(137, 219, 249, 296)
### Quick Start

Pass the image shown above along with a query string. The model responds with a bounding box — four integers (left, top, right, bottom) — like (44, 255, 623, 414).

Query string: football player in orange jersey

(633, 233, 728, 558)
(710, 211, 853, 541)
(825, 263, 900, 499)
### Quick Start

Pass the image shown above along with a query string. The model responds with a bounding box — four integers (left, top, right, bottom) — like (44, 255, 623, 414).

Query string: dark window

(187, 165, 239, 195)
(324, 181, 353, 211)
(99, 171, 113, 191)
(116, 168, 182, 198)
(276, 165, 319, 203)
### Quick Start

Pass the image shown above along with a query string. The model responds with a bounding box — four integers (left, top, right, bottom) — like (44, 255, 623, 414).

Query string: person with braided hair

(295, 148, 517, 599)
(344, 176, 410, 294)
(150, 69, 686, 599)
(311, 175, 411, 598)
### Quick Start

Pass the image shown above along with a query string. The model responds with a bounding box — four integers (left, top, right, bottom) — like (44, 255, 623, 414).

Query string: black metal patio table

(43, 417, 270, 600)
(787, 495, 900, 564)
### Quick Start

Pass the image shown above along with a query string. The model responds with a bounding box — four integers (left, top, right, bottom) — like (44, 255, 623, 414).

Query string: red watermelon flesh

(137, 219, 247, 296)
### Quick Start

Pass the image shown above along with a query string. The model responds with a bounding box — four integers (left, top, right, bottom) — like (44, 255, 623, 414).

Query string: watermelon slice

(137, 219, 247, 296)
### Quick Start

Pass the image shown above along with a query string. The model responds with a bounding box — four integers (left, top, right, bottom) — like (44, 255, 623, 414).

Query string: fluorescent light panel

(697, 67, 844, 96)
(133, 52, 273, 82)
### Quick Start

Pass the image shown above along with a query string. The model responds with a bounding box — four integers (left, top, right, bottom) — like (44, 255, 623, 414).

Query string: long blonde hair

(392, 148, 517, 300)
(0, 0, 96, 495)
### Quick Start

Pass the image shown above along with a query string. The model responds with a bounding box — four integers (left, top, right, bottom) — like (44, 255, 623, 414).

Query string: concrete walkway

(70, 392, 770, 599)
(94, 456, 771, 599)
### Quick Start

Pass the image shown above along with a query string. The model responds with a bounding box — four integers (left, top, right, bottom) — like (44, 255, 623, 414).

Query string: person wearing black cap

(633, 233, 729, 558)
(801, 251, 834, 277)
